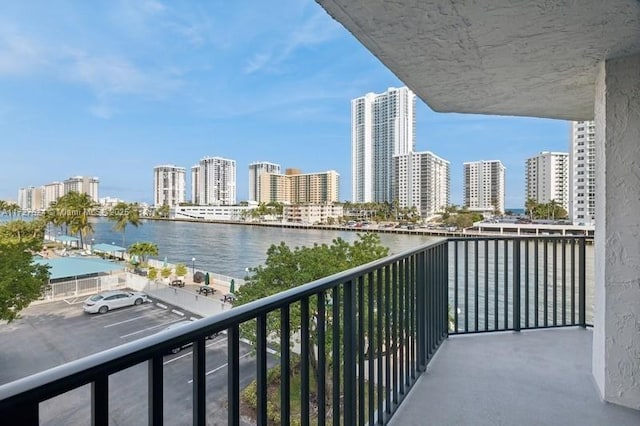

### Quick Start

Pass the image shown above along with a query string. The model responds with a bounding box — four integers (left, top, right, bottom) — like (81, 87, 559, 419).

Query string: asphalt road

(0, 298, 276, 425)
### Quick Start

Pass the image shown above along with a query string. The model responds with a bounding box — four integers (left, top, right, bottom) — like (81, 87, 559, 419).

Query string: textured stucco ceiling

(317, 0, 640, 121)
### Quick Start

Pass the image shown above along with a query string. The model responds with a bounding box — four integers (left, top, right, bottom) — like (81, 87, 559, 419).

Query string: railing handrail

(0, 239, 448, 411)
(448, 235, 589, 241)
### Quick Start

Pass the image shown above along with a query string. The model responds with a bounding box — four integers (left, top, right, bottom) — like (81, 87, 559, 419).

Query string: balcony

(1, 236, 639, 425)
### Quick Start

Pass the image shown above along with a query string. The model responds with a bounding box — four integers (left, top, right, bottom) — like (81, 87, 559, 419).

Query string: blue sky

(0, 0, 570, 208)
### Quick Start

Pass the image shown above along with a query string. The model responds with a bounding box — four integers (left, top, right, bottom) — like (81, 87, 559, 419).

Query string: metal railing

(448, 236, 590, 334)
(0, 240, 449, 425)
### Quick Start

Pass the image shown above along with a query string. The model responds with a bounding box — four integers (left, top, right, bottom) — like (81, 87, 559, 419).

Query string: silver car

(83, 290, 148, 314)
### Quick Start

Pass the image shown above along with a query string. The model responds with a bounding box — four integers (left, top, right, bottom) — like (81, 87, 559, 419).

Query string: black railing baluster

(384, 264, 392, 417)
(344, 279, 357, 426)
(398, 259, 406, 397)
(571, 238, 576, 324)
(553, 239, 558, 326)
(464, 240, 469, 332)
(300, 298, 310, 426)
(193, 337, 206, 426)
(405, 257, 412, 385)
(579, 238, 587, 327)
(392, 262, 399, 406)
(535, 239, 539, 327)
(376, 267, 384, 424)
(357, 275, 365, 425)
(562, 238, 567, 326)
(368, 272, 375, 425)
(494, 240, 499, 330)
(228, 325, 240, 426)
(524, 240, 529, 328)
(544, 240, 549, 327)
(513, 239, 521, 332)
(317, 293, 326, 426)
(331, 286, 341, 425)
(504, 240, 509, 330)
(474, 240, 479, 332)
(484, 239, 489, 331)
(92, 376, 108, 426)
(149, 355, 163, 426)
(454, 240, 459, 333)
(281, 306, 291, 425)
(256, 315, 268, 426)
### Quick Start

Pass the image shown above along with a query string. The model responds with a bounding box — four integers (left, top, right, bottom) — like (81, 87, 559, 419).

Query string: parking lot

(0, 296, 275, 425)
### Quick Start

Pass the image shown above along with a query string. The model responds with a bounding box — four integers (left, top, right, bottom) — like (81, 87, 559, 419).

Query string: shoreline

(140, 216, 594, 241)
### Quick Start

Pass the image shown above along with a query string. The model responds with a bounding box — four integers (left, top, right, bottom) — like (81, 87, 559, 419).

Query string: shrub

(148, 267, 158, 280)
(175, 263, 187, 277)
(161, 267, 172, 279)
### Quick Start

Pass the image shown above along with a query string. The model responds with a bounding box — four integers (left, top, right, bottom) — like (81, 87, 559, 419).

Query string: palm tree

(127, 241, 158, 265)
(66, 192, 97, 248)
(525, 198, 537, 220)
(107, 202, 142, 246)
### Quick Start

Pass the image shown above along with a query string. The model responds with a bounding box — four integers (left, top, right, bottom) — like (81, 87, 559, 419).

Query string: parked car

(162, 319, 219, 354)
(169, 279, 185, 287)
(83, 290, 148, 314)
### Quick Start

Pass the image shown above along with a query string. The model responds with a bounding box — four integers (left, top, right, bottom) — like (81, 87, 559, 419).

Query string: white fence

(38, 273, 127, 303)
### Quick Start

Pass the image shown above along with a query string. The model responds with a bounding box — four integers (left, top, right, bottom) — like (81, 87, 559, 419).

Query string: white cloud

(89, 104, 114, 119)
(244, 9, 342, 74)
(0, 31, 46, 75)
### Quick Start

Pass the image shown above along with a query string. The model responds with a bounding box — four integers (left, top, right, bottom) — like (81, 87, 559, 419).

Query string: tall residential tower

(393, 151, 450, 218)
(249, 162, 281, 202)
(463, 160, 505, 214)
(195, 157, 236, 206)
(351, 87, 416, 203)
(153, 165, 186, 207)
(525, 152, 569, 210)
(569, 121, 596, 225)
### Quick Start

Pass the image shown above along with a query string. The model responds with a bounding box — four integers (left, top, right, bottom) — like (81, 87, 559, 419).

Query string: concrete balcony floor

(390, 328, 640, 426)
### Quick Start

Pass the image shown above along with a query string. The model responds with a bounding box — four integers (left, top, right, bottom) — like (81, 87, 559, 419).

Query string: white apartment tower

(525, 152, 569, 210)
(197, 157, 236, 205)
(569, 121, 596, 225)
(17, 186, 45, 211)
(43, 182, 64, 207)
(191, 165, 200, 205)
(249, 162, 281, 202)
(352, 87, 416, 203)
(63, 176, 99, 203)
(153, 165, 186, 207)
(463, 160, 506, 214)
(393, 151, 450, 218)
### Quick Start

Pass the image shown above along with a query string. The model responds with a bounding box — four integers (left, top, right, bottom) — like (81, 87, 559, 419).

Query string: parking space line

(186, 352, 252, 384)
(104, 317, 144, 328)
(119, 319, 185, 339)
(91, 304, 154, 319)
(162, 338, 227, 366)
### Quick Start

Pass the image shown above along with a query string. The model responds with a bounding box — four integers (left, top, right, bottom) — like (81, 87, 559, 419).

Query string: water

(88, 218, 438, 278)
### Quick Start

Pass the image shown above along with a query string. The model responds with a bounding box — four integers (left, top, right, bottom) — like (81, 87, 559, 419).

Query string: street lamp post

(192, 257, 196, 276)
(91, 238, 95, 254)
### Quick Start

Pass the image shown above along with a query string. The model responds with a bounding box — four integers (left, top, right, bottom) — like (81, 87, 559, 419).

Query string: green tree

(64, 192, 97, 248)
(161, 267, 172, 280)
(235, 233, 389, 407)
(107, 202, 142, 246)
(127, 241, 159, 265)
(148, 267, 158, 281)
(174, 263, 187, 277)
(155, 204, 170, 218)
(0, 220, 50, 322)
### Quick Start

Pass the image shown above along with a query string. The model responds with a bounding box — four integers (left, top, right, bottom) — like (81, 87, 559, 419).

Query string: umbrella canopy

(162, 256, 168, 268)
(92, 243, 126, 254)
(230, 279, 235, 293)
(205, 272, 210, 285)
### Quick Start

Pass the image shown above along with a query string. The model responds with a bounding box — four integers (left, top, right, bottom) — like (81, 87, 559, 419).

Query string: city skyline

(0, 1, 570, 207)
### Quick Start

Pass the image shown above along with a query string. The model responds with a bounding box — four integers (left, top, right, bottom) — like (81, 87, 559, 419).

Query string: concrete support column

(593, 53, 640, 410)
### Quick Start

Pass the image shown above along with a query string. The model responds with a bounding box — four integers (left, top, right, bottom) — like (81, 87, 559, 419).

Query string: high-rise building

(249, 162, 281, 202)
(525, 152, 569, 211)
(43, 182, 64, 207)
(196, 157, 236, 205)
(191, 165, 200, 205)
(259, 169, 340, 204)
(153, 165, 186, 207)
(63, 176, 99, 202)
(17, 186, 45, 211)
(393, 151, 450, 218)
(352, 87, 416, 203)
(569, 121, 596, 225)
(463, 160, 506, 214)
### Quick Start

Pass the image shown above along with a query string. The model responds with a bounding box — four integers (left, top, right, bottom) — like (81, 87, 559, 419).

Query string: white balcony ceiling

(316, 0, 640, 121)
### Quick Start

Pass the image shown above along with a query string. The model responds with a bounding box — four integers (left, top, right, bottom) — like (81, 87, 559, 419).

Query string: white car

(83, 290, 148, 314)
